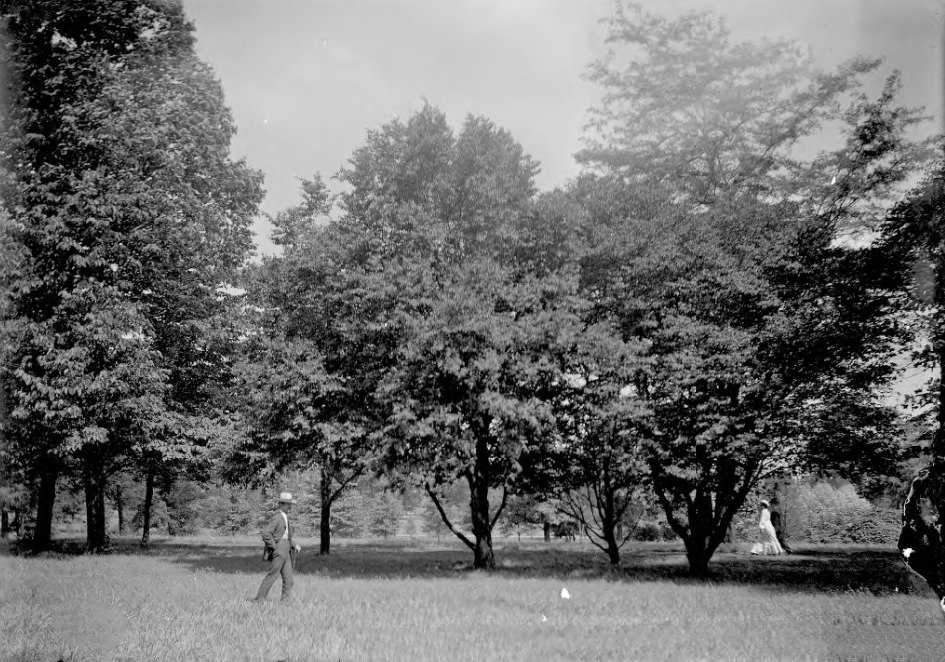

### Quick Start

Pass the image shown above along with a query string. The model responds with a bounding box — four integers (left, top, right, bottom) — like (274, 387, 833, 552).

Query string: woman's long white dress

(757, 507, 783, 555)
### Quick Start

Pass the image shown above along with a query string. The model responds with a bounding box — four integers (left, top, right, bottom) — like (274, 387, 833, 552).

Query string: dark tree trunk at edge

(141, 470, 154, 547)
(114, 485, 124, 534)
(319, 466, 331, 555)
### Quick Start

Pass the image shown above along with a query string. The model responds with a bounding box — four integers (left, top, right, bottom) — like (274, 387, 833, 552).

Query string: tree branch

(329, 464, 365, 504)
(425, 484, 474, 550)
(488, 485, 509, 531)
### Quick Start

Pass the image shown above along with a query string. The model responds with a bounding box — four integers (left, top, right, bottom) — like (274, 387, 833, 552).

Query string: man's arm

(260, 514, 278, 550)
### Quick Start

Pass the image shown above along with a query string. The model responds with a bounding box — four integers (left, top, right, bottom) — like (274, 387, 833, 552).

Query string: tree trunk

(468, 443, 495, 569)
(682, 502, 730, 577)
(319, 466, 332, 555)
(471, 523, 494, 569)
(1, 510, 9, 538)
(650, 459, 752, 577)
(83, 469, 108, 552)
(141, 470, 154, 547)
(601, 479, 621, 566)
(33, 467, 58, 552)
(603, 522, 621, 566)
(685, 539, 712, 577)
(543, 520, 550, 542)
(606, 546, 621, 565)
(684, 494, 716, 577)
(114, 485, 124, 534)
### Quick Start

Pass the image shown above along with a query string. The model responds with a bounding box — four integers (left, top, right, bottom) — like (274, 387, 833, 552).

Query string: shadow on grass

(14, 535, 924, 599)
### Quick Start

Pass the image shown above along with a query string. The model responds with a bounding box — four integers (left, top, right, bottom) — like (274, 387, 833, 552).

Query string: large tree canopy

(334, 106, 583, 568)
(0, 0, 263, 550)
(225, 175, 394, 555)
(576, 2, 931, 574)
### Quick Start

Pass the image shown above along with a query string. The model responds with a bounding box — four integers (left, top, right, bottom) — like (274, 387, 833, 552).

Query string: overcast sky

(183, 0, 944, 255)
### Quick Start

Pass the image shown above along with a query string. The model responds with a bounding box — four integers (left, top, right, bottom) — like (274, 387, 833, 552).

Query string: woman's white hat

(278, 492, 297, 504)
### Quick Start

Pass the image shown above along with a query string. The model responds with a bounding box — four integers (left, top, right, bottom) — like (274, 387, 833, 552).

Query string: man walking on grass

(254, 492, 301, 602)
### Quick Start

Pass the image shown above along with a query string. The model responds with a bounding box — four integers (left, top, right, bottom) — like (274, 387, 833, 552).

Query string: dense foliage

(0, 0, 262, 550)
(1, 1, 937, 578)
(570, 2, 931, 574)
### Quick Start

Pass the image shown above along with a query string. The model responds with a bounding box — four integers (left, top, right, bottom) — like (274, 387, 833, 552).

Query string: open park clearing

(3, 537, 945, 661)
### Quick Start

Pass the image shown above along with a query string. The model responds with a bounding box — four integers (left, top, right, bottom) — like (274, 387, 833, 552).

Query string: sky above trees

(183, 0, 944, 254)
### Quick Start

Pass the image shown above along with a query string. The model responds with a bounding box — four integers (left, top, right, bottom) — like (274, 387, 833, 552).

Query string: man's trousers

(255, 538, 294, 601)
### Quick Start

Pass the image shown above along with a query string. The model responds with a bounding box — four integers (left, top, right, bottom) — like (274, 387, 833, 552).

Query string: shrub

(786, 481, 874, 543)
(841, 508, 901, 545)
(631, 520, 661, 542)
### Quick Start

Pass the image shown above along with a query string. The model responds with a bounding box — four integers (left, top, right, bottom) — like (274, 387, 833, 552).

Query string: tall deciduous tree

(338, 106, 579, 568)
(0, 0, 262, 550)
(578, 3, 931, 574)
(228, 176, 388, 555)
(542, 323, 651, 566)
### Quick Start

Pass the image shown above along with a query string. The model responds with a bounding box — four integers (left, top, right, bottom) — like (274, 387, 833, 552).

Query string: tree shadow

(8, 536, 927, 598)
(99, 536, 929, 598)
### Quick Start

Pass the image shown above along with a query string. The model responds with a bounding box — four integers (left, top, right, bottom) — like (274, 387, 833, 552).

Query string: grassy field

(2, 536, 945, 662)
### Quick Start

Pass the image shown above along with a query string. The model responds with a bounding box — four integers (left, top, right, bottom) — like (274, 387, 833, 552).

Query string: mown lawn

(2, 536, 944, 661)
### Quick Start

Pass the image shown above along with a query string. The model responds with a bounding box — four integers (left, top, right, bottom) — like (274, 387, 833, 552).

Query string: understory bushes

(36, 474, 899, 545)
(732, 479, 901, 546)
(784, 480, 899, 544)
(629, 520, 677, 542)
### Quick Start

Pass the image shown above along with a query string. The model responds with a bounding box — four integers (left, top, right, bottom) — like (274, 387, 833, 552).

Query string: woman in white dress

(752, 500, 783, 555)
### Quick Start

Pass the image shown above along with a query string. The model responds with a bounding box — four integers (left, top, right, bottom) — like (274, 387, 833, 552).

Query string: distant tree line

(1, 1, 942, 576)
